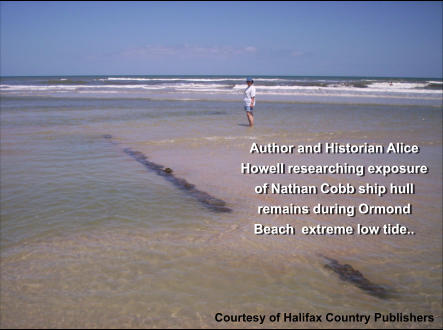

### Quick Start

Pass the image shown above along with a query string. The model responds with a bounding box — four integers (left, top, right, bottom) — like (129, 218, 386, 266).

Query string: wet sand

(1, 97, 441, 328)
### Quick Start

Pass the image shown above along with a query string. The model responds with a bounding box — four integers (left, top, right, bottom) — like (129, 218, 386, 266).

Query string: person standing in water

(243, 77, 256, 127)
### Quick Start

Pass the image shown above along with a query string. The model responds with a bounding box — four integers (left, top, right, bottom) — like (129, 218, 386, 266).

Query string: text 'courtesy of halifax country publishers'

(241, 142, 429, 237)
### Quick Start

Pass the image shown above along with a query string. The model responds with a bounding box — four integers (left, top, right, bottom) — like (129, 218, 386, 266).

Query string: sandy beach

(1, 76, 441, 328)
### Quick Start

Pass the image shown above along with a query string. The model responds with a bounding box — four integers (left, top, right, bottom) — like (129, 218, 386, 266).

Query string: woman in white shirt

(244, 77, 256, 127)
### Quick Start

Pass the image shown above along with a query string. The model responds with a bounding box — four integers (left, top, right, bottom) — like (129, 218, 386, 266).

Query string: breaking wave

(1, 76, 441, 104)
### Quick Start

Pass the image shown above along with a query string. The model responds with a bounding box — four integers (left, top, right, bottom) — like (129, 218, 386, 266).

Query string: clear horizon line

(1, 73, 442, 79)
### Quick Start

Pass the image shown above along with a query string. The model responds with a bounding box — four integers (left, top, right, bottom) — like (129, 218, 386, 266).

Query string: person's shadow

(237, 123, 251, 127)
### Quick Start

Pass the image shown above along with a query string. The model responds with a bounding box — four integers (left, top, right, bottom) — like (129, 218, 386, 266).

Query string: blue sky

(1, 1, 442, 77)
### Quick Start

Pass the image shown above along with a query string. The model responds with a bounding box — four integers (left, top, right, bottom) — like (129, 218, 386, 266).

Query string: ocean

(1, 75, 442, 105)
(1, 75, 442, 328)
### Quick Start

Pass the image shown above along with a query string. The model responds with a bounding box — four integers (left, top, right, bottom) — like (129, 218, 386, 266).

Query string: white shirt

(243, 85, 256, 106)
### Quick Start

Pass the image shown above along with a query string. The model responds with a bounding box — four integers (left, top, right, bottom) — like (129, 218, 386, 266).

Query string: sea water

(1, 76, 442, 328)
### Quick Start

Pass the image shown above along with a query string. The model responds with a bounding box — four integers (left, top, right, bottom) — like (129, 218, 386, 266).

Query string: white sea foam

(2, 78, 442, 101)
(232, 83, 442, 94)
(100, 77, 290, 82)
(367, 82, 428, 89)
(2, 82, 440, 95)
(1, 84, 162, 91)
(0, 85, 79, 91)
(103, 77, 242, 82)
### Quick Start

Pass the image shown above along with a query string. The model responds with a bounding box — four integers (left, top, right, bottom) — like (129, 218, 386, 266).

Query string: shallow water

(1, 81, 442, 328)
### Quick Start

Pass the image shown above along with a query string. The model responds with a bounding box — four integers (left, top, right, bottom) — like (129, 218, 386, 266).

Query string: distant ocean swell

(1, 76, 442, 101)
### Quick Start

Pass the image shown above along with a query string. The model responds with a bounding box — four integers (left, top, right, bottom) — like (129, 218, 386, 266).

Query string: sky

(1, 1, 442, 77)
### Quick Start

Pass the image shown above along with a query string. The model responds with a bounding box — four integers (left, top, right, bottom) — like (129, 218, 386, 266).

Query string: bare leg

(246, 111, 254, 127)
